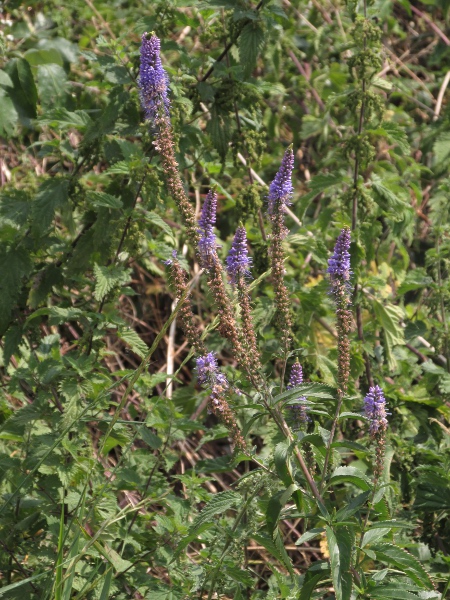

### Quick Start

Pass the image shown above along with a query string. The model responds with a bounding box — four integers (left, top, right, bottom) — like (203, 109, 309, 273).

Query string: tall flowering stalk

(139, 33, 199, 246)
(198, 189, 218, 269)
(226, 226, 261, 373)
(196, 353, 246, 450)
(320, 227, 353, 489)
(327, 226, 352, 395)
(165, 252, 205, 356)
(364, 385, 388, 480)
(268, 147, 295, 357)
(198, 191, 255, 378)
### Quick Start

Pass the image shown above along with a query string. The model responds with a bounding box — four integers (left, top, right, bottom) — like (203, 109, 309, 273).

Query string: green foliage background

(1, 0, 450, 598)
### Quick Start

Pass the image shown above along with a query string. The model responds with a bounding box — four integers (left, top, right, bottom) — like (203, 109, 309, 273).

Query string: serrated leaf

(0, 247, 32, 335)
(373, 300, 405, 370)
(117, 328, 149, 358)
(31, 178, 70, 234)
(87, 191, 123, 209)
(36, 108, 92, 129)
(326, 526, 353, 600)
(239, 22, 264, 76)
(307, 173, 345, 194)
(93, 264, 127, 301)
(104, 161, 130, 175)
(192, 491, 240, 530)
(252, 531, 294, 577)
(274, 383, 337, 405)
(361, 527, 391, 547)
(433, 132, 450, 164)
(381, 121, 411, 155)
(372, 543, 434, 590)
(370, 587, 421, 599)
(206, 107, 232, 161)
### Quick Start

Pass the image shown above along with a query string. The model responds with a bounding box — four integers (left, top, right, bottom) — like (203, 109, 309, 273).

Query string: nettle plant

(138, 32, 438, 599)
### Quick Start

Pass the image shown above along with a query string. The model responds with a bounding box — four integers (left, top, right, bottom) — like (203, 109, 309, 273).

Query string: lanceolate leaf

(326, 526, 353, 600)
(371, 544, 434, 590)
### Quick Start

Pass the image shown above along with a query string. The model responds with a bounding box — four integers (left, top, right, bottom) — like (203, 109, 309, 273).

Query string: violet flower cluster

(364, 385, 389, 437)
(139, 33, 170, 124)
(226, 226, 252, 284)
(196, 352, 227, 389)
(327, 226, 352, 288)
(198, 190, 218, 269)
(268, 147, 294, 216)
(287, 362, 309, 426)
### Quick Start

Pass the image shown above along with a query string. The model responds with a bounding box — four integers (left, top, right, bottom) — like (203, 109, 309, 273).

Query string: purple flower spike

(268, 147, 294, 215)
(139, 33, 170, 123)
(364, 385, 389, 437)
(287, 361, 309, 425)
(226, 226, 252, 284)
(198, 190, 218, 268)
(196, 352, 228, 388)
(327, 227, 351, 283)
(287, 362, 303, 388)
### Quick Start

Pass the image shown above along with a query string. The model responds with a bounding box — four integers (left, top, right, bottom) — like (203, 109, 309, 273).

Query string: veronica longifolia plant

(138, 32, 437, 600)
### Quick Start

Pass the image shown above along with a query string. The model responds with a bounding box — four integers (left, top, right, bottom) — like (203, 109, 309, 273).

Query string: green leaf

(252, 531, 294, 577)
(206, 107, 232, 161)
(36, 108, 92, 129)
(369, 586, 421, 599)
(266, 483, 298, 536)
(377, 121, 411, 154)
(299, 562, 330, 600)
(329, 466, 371, 491)
(239, 22, 265, 76)
(87, 191, 123, 210)
(32, 178, 70, 234)
(0, 89, 18, 137)
(295, 527, 325, 546)
(0, 247, 32, 335)
(335, 491, 371, 521)
(192, 491, 240, 529)
(93, 264, 127, 301)
(15, 57, 38, 112)
(36, 64, 67, 108)
(273, 382, 337, 405)
(117, 328, 149, 358)
(273, 442, 294, 487)
(361, 527, 391, 547)
(307, 173, 345, 194)
(326, 526, 353, 600)
(433, 132, 450, 164)
(372, 300, 405, 370)
(371, 543, 434, 590)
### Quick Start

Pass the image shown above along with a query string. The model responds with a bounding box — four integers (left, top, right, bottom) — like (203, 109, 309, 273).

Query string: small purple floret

(268, 147, 294, 215)
(226, 226, 252, 284)
(139, 33, 170, 123)
(196, 352, 228, 388)
(327, 227, 351, 283)
(198, 190, 218, 268)
(364, 385, 389, 437)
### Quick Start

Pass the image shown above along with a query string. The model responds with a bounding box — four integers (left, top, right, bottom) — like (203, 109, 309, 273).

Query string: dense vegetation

(1, 0, 450, 598)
